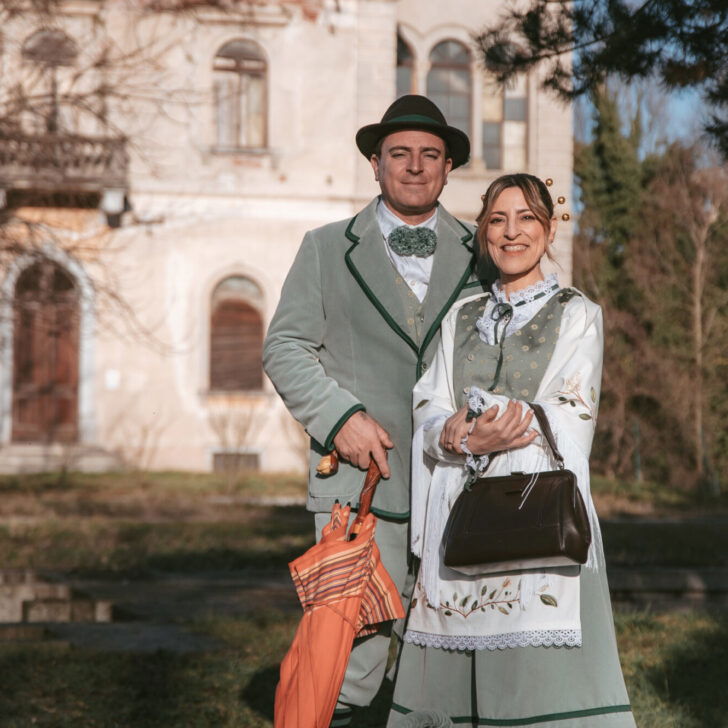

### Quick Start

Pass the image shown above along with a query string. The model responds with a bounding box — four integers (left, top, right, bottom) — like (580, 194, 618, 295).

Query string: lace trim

(492, 274, 560, 307)
(460, 439, 490, 478)
(404, 628, 582, 651)
(476, 274, 561, 345)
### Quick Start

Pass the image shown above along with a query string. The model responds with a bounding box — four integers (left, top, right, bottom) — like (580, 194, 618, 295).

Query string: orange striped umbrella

(274, 458, 405, 728)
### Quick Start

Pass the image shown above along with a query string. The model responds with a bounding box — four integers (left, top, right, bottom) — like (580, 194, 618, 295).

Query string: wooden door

(12, 260, 79, 443)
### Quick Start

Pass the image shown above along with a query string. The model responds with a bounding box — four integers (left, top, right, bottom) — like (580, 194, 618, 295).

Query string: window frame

(212, 38, 269, 153)
(426, 39, 472, 142)
(396, 34, 416, 98)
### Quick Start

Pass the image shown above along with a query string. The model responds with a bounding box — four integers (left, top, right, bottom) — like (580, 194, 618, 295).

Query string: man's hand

(333, 411, 394, 478)
(440, 400, 537, 456)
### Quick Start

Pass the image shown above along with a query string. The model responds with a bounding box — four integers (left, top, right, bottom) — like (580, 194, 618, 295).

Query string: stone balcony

(0, 132, 128, 194)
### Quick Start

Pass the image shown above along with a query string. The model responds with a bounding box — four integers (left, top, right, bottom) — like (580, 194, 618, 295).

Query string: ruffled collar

(491, 273, 560, 307)
(476, 273, 561, 345)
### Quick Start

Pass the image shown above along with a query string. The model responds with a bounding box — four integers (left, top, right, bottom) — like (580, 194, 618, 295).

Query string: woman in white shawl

(388, 174, 635, 727)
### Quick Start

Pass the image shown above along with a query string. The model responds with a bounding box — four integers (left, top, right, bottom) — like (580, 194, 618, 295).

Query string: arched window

(427, 40, 471, 138)
(209, 276, 264, 391)
(22, 29, 77, 66)
(21, 29, 78, 134)
(213, 39, 267, 150)
(12, 260, 79, 443)
(396, 35, 415, 98)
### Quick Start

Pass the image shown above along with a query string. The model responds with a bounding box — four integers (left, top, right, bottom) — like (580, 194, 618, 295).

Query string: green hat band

(386, 113, 442, 126)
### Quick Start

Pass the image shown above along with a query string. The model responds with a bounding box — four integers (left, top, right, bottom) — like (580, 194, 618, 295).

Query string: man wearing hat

(264, 95, 492, 724)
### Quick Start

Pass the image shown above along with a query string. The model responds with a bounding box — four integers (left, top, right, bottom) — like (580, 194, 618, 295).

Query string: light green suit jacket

(263, 197, 493, 518)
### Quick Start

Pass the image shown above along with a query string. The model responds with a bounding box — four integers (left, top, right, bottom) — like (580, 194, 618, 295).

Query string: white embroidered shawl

(406, 290, 605, 651)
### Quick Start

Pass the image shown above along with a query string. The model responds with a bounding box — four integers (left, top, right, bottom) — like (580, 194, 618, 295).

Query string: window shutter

(210, 300, 263, 390)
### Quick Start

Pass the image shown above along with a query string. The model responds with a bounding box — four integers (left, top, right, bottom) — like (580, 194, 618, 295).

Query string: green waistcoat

(452, 290, 577, 406)
(393, 273, 426, 345)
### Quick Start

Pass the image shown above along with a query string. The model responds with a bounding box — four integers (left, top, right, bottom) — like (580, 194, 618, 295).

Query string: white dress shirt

(376, 198, 438, 303)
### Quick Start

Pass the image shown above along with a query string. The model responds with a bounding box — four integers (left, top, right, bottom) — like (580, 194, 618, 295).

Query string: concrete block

(24, 599, 73, 623)
(94, 600, 114, 623)
(70, 599, 97, 622)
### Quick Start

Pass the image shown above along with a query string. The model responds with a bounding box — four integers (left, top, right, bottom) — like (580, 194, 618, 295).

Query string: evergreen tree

(475, 0, 728, 157)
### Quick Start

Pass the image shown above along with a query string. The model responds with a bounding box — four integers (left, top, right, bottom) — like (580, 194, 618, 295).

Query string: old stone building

(0, 0, 572, 473)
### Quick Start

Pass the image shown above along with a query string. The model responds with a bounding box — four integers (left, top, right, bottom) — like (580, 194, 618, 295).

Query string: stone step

(0, 569, 116, 627)
(0, 569, 37, 586)
(0, 583, 72, 622)
(23, 597, 113, 624)
(0, 623, 50, 641)
(0, 443, 121, 474)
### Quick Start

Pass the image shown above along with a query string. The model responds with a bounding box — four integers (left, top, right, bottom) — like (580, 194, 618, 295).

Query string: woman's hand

(440, 405, 497, 455)
(440, 400, 537, 456)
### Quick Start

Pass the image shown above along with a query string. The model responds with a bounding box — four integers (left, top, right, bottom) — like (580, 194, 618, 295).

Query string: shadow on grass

(601, 519, 728, 567)
(242, 666, 278, 721)
(59, 506, 315, 578)
(142, 506, 314, 573)
(0, 646, 232, 727)
(241, 665, 394, 727)
(645, 611, 728, 726)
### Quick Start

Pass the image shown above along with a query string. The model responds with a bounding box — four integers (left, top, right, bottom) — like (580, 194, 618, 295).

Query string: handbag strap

(528, 403, 565, 469)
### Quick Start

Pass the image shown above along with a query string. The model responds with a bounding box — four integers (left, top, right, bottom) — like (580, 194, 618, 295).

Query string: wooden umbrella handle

(315, 451, 383, 530)
(353, 460, 382, 523)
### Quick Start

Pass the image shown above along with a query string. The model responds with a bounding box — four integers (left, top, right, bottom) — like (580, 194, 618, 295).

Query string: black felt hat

(356, 94, 470, 169)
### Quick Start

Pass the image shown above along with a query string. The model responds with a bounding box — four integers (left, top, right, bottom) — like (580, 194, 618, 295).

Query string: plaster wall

(0, 0, 574, 474)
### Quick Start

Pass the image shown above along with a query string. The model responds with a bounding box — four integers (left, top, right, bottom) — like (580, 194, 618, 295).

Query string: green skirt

(387, 566, 635, 727)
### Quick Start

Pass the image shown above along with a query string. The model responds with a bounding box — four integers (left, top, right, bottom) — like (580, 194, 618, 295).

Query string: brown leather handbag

(442, 403, 591, 572)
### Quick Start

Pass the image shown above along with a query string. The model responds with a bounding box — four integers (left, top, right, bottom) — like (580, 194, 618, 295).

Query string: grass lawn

(0, 609, 725, 727)
(0, 470, 724, 726)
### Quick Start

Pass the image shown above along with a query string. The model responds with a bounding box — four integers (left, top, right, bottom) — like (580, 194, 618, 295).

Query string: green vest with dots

(393, 272, 426, 345)
(453, 289, 578, 407)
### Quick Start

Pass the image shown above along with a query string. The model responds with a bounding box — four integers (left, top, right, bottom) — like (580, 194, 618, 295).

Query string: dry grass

(0, 470, 723, 725)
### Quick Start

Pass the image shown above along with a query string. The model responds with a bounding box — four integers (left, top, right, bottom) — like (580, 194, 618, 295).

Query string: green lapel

(344, 198, 419, 355)
(344, 199, 477, 371)
(418, 207, 476, 368)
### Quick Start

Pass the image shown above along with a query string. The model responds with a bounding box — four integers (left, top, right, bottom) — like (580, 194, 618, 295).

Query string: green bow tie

(387, 226, 437, 257)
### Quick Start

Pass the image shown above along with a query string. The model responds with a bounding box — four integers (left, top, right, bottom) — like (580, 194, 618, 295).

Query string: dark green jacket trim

(350, 502, 410, 520)
(417, 259, 475, 379)
(454, 216, 474, 248)
(323, 403, 366, 452)
(463, 279, 487, 290)
(370, 505, 409, 521)
(344, 214, 477, 369)
(391, 703, 632, 725)
(414, 216, 474, 377)
(344, 218, 420, 356)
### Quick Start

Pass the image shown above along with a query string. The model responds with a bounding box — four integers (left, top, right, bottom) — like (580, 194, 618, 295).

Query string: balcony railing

(0, 133, 128, 192)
